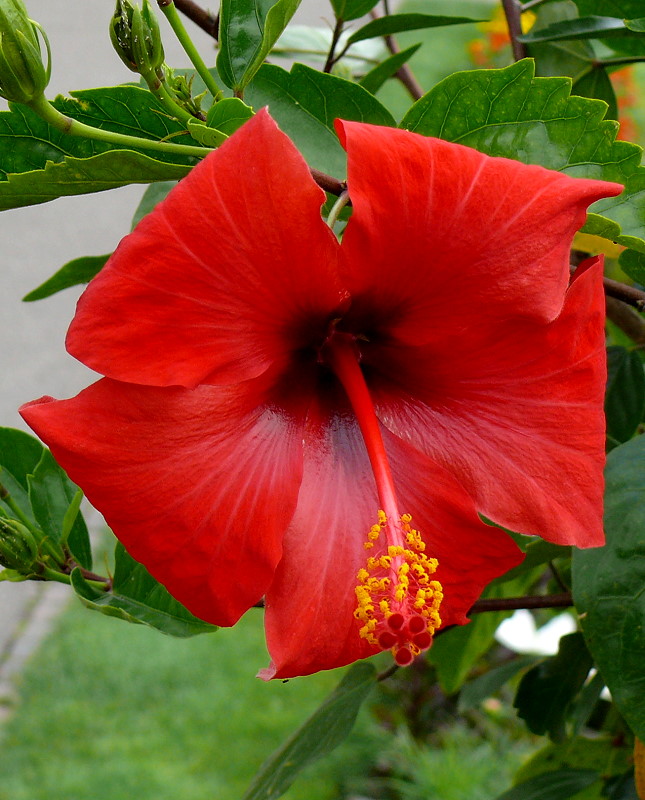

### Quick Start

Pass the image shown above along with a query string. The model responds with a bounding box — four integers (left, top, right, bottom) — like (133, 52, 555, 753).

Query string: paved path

(0, 0, 328, 718)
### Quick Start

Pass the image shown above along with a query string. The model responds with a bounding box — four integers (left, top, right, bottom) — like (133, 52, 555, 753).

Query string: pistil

(324, 334, 443, 665)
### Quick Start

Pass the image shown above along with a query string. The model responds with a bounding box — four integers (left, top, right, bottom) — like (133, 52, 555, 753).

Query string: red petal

(20, 372, 306, 625)
(335, 120, 622, 342)
(260, 392, 521, 680)
(67, 110, 344, 388)
(372, 257, 607, 547)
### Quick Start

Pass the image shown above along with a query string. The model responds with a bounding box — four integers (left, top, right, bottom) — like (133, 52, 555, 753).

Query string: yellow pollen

(354, 510, 443, 667)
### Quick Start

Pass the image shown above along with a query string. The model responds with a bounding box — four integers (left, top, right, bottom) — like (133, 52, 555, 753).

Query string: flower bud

(0, 0, 50, 103)
(0, 517, 38, 571)
(110, 0, 164, 77)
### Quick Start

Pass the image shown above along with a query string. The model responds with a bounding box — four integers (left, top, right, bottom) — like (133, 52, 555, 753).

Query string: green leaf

(242, 662, 376, 800)
(330, 0, 380, 22)
(186, 119, 228, 147)
(575, 1, 644, 17)
(70, 543, 218, 637)
(27, 450, 83, 548)
(400, 59, 645, 254)
(573, 65, 618, 120)
(347, 13, 483, 45)
(217, 0, 302, 92)
(501, 539, 571, 583)
(272, 25, 386, 75)
(519, 16, 635, 44)
(23, 254, 110, 301)
(206, 97, 254, 134)
(458, 655, 540, 711)
(626, 18, 645, 33)
(0, 149, 192, 211)
(246, 62, 395, 176)
(605, 346, 645, 445)
(513, 632, 593, 741)
(570, 670, 605, 736)
(62, 489, 92, 571)
(573, 435, 645, 740)
(359, 43, 421, 94)
(619, 248, 645, 284)
(494, 769, 599, 800)
(0, 427, 46, 523)
(429, 570, 541, 694)
(0, 427, 45, 492)
(0, 86, 199, 179)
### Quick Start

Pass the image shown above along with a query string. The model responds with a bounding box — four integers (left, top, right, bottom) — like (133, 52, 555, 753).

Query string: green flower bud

(0, 0, 50, 103)
(110, 0, 164, 77)
(0, 517, 38, 571)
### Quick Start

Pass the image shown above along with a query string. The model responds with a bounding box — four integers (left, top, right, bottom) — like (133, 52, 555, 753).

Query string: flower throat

(323, 333, 443, 666)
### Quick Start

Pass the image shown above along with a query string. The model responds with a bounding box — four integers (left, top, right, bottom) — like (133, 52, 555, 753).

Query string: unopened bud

(110, 0, 164, 77)
(0, 517, 38, 571)
(0, 0, 50, 103)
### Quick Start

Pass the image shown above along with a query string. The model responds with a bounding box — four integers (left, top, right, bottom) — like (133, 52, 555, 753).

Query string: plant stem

(501, 0, 527, 61)
(327, 190, 350, 230)
(39, 566, 108, 590)
(143, 69, 197, 125)
(470, 592, 572, 613)
(28, 94, 209, 159)
(369, 8, 424, 101)
(323, 17, 345, 74)
(159, 1, 224, 100)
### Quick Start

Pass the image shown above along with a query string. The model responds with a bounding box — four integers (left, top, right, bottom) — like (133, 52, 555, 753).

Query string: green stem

(40, 566, 108, 591)
(28, 94, 211, 159)
(597, 56, 645, 67)
(142, 68, 197, 125)
(327, 189, 350, 230)
(159, 1, 224, 101)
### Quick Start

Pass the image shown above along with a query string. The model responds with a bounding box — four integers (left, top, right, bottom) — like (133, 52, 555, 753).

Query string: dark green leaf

(27, 449, 83, 548)
(70, 543, 217, 637)
(575, 1, 644, 17)
(573, 65, 618, 120)
(494, 769, 599, 800)
(330, 0, 380, 22)
(570, 670, 605, 736)
(573, 436, 645, 740)
(429, 571, 541, 694)
(217, 0, 302, 92)
(346, 13, 484, 46)
(0, 427, 45, 523)
(605, 346, 645, 444)
(0, 427, 45, 492)
(619, 248, 645, 284)
(65, 495, 92, 571)
(501, 539, 571, 583)
(242, 662, 376, 800)
(23, 254, 110, 301)
(514, 632, 593, 741)
(246, 63, 395, 176)
(604, 772, 639, 800)
(458, 655, 540, 711)
(359, 43, 421, 94)
(400, 59, 645, 253)
(131, 181, 177, 229)
(519, 16, 635, 44)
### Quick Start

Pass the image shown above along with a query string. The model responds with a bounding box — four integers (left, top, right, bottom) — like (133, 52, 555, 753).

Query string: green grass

(0, 600, 382, 800)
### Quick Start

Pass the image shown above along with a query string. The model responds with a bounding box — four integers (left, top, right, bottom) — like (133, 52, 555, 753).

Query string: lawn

(0, 598, 384, 800)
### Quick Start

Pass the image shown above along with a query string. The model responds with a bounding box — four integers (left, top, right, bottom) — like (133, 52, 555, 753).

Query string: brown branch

(469, 592, 572, 614)
(323, 18, 345, 74)
(606, 296, 645, 345)
(310, 167, 345, 196)
(369, 8, 424, 101)
(172, 0, 219, 39)
(604, 276, 645, 312)
(501, 0, 527, 61)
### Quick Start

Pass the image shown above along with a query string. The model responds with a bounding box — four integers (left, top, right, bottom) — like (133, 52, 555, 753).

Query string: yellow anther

(378, 510, 387, 524)
(357, 568, 369, 582)
(364, 541, 374, 550)
(378, 555, 392, 569)
(401, 513, 412, 523)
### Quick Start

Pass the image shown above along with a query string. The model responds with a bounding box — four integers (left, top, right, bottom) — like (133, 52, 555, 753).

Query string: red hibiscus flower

(21, 110, 622, 679)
